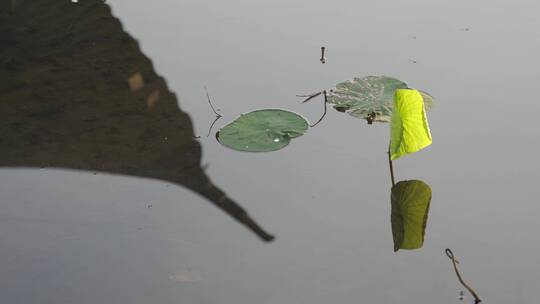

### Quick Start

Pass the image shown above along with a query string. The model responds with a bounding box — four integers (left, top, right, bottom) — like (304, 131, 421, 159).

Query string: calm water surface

(1, 0, 540, 303)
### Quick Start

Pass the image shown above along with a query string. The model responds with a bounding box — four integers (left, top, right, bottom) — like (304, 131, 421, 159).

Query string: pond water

(1, 0, 540, 303)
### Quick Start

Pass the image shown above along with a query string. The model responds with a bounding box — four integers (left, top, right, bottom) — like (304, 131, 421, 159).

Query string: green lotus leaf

(327, 76, 434, 123)
(216, 109, 309, 152)
(391, 180, 432, 252)
(390, 89, 432, 160)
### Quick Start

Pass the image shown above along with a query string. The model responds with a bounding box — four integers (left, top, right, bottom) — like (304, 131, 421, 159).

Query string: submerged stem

(445, 248, 482, 304)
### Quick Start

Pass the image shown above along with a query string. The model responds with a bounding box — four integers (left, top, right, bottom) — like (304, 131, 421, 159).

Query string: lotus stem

(445, 248, 482, 304)
(388, 142, 395, 187)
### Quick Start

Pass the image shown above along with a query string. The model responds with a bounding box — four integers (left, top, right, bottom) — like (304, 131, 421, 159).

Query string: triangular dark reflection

(0, 0, 274, 242)
(390, 180, 431, 251)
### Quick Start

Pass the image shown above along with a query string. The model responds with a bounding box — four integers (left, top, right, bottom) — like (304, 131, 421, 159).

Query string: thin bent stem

(204, 86, 222, 117)
(203, 86, 223, 138)
(206, 115, 222, 137)
(297, 91, 322, 103)
(445, 248, 482, 304)
(310, 90, 327, 127)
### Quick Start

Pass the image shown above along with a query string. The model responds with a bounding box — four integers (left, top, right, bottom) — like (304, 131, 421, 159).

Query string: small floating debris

(320, 46, 326, 64)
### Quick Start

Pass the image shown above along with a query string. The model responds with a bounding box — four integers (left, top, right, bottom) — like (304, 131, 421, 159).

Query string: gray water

(1, 0, 540, 303)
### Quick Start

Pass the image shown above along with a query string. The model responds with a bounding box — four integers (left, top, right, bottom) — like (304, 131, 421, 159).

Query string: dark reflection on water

(0, 0, 273, 241)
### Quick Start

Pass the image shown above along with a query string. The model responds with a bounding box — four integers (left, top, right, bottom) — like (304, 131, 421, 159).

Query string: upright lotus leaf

(217, 109, 309, 152)
(391, 180, 432, 252)
(326, 76, 434, 123)
(390, 89, 432, 160)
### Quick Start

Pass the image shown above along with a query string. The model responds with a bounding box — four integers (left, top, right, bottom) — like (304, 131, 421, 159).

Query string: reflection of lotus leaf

(327, 76, 434, 123)
(391, 180, 432, 252)
(217, 109, 309, 152)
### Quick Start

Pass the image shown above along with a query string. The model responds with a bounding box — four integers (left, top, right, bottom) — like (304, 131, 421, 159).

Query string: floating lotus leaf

(327, 76, 434, 123)
(217, 109, 309, 152)
(391, 180, 432, 252)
